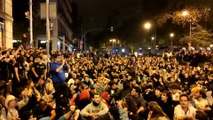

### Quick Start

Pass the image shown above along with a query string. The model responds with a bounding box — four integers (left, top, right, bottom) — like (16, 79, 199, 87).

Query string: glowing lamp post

(170, 33, 174, 52)
(182, 10, 192, 43)
(144, 22, 151, 30)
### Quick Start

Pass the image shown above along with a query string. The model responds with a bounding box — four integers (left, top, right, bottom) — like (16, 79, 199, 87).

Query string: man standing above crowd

(0, 54, 13, 96)
(50, 54, 70, 118)
(31, 56, 46, 86)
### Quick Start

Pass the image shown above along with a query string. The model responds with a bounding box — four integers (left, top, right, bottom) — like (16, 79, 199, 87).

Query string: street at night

(0, 0, 212, 120)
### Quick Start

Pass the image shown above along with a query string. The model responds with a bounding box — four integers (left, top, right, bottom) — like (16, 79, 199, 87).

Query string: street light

(109, 38, 117, 52)
(182, 11, 188, 16)
(144, 22, 151, 30)
(151, 37, 155, 40)
(182, 10, 192, 41)
(143, 22, 156, 53)
(170, 33, 174, 52)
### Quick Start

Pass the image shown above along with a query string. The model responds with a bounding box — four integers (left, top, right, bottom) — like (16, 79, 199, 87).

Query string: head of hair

(91, 92, 100, 98)
(148, 101, 158, 111)
(179, 94, 189, 101)
(124, 97, 137, 114)
(17, 56, 25, 64)
(132, 86, 141, 94)
(161, 90, 172, 100)
(155, 86, 164, 92)
(195, 110, 208, 120)
(150, 105, 168, 119)
(52, 53, 61, 60)
(109, 106, 121, 120)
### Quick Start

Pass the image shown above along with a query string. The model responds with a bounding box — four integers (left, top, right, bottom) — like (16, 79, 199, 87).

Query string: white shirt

(174, 104, 197, 120)
(193, 98, 209, 110)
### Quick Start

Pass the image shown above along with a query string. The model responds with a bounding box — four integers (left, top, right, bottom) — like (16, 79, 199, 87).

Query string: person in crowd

(101, 91, 110, 108)
(174, 94, 197, 120)
(76, 81, 91, 110)
(124, 86, 146, 119)
(14, 56, 28, 89)
(0, 54, 13, 96)
(50, 53, 70, 118)
(21, 111, 37, 120)
(0, 47, 212, 120)
(58, 104, 80, 120)
(159, 91, 174, 119)
(31, 55, 47, 86)
(195, 110, 209, 120)
(18, 80, 41, 118)
(5, 93, 29, 120)
(153, 87, 163, 103)
(0, 103, 6, 120)
(115, 99, 129, 120)
(80, 93, 109, 120)
(190, 85, 213, 111)
(169, 83, 182, 105)
(33, 99, 56, 120)
(147, 105, 169, 120)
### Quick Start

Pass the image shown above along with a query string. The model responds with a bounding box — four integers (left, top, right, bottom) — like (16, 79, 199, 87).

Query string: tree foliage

(155, 8, 212, 47)
(180, 25, 213, 47)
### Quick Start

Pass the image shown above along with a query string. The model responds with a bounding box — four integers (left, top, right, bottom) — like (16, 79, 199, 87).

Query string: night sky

(13, 0, 28, 23)
(77, 0, 168, 29)
(13, 0, 168, 27)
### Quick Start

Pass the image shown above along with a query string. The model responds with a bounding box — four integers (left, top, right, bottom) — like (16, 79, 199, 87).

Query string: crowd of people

(0, 45, 212, 120)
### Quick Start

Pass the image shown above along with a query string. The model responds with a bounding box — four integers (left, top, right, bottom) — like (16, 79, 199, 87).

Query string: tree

(155, 8, 212, 47)
(180, 25, 212, 47)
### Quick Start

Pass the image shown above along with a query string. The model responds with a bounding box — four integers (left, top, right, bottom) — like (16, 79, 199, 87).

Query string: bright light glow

(200, 47, 203, 50)
(57, 41, 61, 50)
(182, 47, 186, 51)
(121, 48, 125, 53)
(13, 40, 21, 43)
(148, 47, 151, 50)
(191, 47, 195, 51)
(40, 40, 47, 44)
(134, 52, 138, 57)
(57, 41, 61, 45)
(144, 22, 151, 30)
(151, 37, 155, 40)
(139, 48, 142, 50)
(170, 33, 174, 37)
(206, 47, 210, 51)
(110, 39, 116, 43)
(182, 10, 188, 16)
(138, 53, 143, 56)
(117, 40, 120, 44)
(210, 44, 213, 47)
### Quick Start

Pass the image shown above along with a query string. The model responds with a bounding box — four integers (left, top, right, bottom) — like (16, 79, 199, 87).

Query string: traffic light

(25, 11, 30, 19)
(22, 33, 27, 38)
(22, 33, 28, 42)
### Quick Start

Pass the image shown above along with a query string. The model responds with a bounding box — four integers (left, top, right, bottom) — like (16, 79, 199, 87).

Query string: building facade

(0, 0, 13, 48)
(37, 0, 73, 52)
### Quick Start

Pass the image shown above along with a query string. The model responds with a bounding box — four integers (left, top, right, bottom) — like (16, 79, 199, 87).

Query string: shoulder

(84, 103, 93, 109)
(158, 116, 169, 120)
(174, 105, 182, 110)
(99, 102, 109, 110)
(188, 105, 197, 111)
(50, 62, 59, 66)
